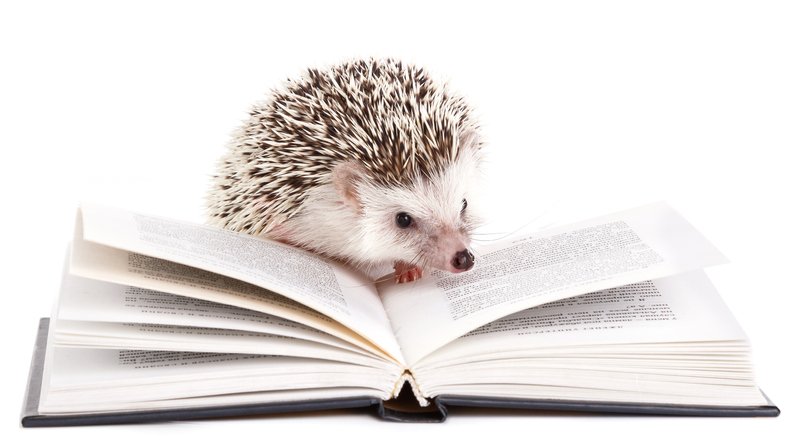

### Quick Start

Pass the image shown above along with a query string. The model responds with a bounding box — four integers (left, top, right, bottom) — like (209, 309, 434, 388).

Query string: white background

(1, 0, 784, 442)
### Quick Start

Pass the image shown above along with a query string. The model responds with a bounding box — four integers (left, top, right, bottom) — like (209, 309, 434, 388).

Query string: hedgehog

(207, 59, 483, 283)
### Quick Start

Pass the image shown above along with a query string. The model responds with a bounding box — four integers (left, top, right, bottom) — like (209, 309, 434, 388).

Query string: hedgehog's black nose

(451, 249, 475, 271)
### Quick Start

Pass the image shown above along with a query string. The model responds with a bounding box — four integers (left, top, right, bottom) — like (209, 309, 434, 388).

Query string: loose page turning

(381, 202, 728, 365)
(75, 204, 405, 365)
(56, 273, 372, 355)
(70, 233, 390, 358)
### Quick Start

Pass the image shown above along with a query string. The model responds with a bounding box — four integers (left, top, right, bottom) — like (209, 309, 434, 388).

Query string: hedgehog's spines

(208, 58, 480, 235)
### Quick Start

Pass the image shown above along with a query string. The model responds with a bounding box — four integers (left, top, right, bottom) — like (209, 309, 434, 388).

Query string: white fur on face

(354, 149, 482, 272)
(273, 149, 481, 276)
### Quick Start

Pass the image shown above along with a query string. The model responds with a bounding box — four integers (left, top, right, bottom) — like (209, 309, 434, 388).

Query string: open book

(21, 202, 779, 425)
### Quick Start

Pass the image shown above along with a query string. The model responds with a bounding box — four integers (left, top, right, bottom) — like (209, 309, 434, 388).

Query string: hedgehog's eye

(396, 212, 413, 228)
(461, 199, 468, 213)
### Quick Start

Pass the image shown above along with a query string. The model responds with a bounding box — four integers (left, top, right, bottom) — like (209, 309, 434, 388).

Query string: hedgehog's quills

(207, 58, 483, 284)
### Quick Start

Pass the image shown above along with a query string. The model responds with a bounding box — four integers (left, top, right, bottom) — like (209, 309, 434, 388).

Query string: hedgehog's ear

(332, 161, 365, 213)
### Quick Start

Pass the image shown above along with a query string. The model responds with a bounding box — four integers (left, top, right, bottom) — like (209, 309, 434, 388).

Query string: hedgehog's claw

(394, 262, 423, 284)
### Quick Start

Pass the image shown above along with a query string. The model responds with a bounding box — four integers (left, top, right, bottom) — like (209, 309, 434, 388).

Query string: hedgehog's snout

(451, 249, 475, 272)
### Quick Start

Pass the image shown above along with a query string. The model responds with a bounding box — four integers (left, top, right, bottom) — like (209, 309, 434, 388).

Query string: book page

(56, 272, 372, 356)
(74, 204, 405, 365)
(413, 271, 747, 368)
(54, 320, 392, 369)
(41, 299, 400, 414)
(40, 345, 400, 413)
(380, 202, 727, 364)
(70, 236, 386, 358)
(410, 271, 768, 408)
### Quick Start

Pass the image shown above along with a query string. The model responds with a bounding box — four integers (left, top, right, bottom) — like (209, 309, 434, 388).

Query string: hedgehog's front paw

(394, 262, 423, 284)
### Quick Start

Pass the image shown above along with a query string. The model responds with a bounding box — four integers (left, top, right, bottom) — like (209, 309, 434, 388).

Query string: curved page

(381, 202, 727, 365)
(56, 272, 370, 356)
(76, 204, 404, 365)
